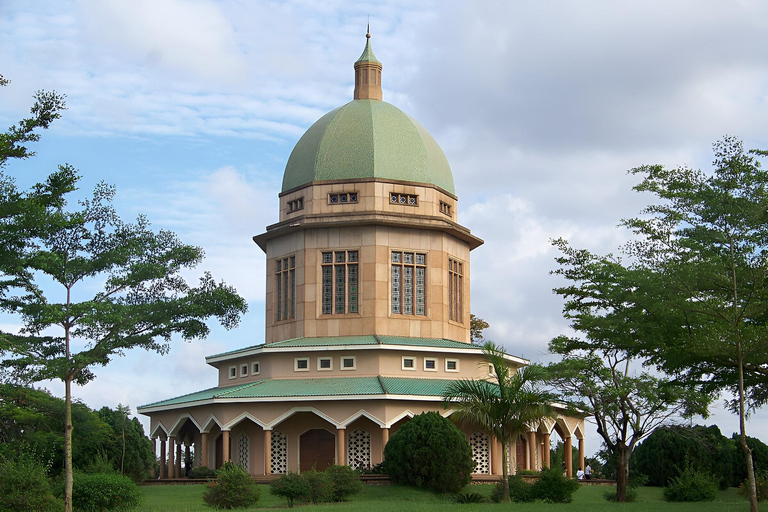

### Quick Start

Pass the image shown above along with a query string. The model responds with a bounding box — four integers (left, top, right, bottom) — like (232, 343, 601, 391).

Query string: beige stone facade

(138, 34, 585, 480)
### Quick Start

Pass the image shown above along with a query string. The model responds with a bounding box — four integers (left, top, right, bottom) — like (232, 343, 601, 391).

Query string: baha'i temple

(137, 32, 585, 479)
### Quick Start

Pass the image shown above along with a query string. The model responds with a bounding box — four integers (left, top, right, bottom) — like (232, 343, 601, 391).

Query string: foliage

(0, 451, 63, 512)
(531, 466, 581, 503)
(443, 341, 555, 502)
(301, 468, 332, 504)
(189, 466, 217, 479)
(323, 464, 363, 502)
(57, 472, 140, 512)
(663, 464, 718, 502)
(469, 314, 489, 343)
(453, 492, 486, 503)
(738, 471, 768, 502)
(0, 384, 154, 481)
(548, 239, 712, 502)
(491, 474, 535, 503)
(201, 462, 260, 510)
(631, 425, 753, 488)
(383, 411, 474, 493)
(269, 471, 310, 508)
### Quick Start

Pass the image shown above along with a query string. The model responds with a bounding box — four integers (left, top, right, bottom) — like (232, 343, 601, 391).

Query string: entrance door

(516, 437, 527, 471)
(215, 434, 223, 469)
(299, 429, 335, 472)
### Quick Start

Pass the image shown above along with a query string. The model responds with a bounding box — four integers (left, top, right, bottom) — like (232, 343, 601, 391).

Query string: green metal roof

(206, 336, 478, 360)
(281, 100, 455, 194)
(138, 376, 459, 410)
(355, 38, 379, 64)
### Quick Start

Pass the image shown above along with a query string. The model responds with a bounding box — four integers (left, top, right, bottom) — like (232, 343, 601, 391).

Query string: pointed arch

(224, 411, 268, 430)
(385, 410, 415, 428)
(341, 409, 385, 428)
(201, 415, 223, 433)
(169, 413, 202, 436)
(267, 407, 342, 429)
(150, 422, 169, 439)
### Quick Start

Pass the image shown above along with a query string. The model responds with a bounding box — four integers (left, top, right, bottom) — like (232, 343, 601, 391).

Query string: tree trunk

(615, 445, 630, 502)
(501, 440, 510, 503)
(64, 375, 73, 512)
(737, 351, 759, 512)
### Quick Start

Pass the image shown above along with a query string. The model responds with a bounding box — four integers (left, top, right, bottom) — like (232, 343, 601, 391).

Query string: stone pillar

(381, 427, 389, 462)
(578, 437, 585, 474)
(201, 433, 209, 467)
(564, 436, 573, 478)
(528, 431, 536, 470)
(264, 430, 272, 475)
(543, 432, 551, 469)
(222, 431, 230, 464)
(176, 443, 182, 478)
(336, 428, 346, 466)
(168, 437, 175, 479)
(159, 439, 167, 479)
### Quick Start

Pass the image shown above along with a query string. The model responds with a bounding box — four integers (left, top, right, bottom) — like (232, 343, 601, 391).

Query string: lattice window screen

(470, 431, 490, 474)
(346, 429, 371, 470)
(271, 430, 287, 474)
(238, 432, 249, 472)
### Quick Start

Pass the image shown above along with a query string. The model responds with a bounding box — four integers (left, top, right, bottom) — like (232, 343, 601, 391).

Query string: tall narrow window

(276, 256, 296, 321)
(391, 252, 426, 315)
(449, 258, 463, 323)
(321, 250, 359, 315)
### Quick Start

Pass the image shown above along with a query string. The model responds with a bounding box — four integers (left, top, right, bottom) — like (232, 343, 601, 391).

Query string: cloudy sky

(2, 0, 767, 456)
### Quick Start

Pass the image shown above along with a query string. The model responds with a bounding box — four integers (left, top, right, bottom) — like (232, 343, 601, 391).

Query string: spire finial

(366, 19, 370, 38)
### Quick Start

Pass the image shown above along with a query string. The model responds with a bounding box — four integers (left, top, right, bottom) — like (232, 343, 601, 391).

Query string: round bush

(383, 411, 474, 493)
(270, 471, 310, 508)
(0, 453, 62, 512)
(324, 464, 363, 502)
(531, 467, 580, 503)
(663, 465, 718, 502)
(202, 462, 260, 509)
(738, 471, 768, 502)
(62, 472, 140, 512)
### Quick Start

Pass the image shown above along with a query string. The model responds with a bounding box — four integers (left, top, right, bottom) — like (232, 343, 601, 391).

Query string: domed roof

(281, 99, 455, 195)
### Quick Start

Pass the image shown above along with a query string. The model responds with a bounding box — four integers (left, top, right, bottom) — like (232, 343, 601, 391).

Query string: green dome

(282, 100, 455, 194)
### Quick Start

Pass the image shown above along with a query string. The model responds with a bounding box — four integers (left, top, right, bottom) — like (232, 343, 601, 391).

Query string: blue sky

(2, 0, 768, 456)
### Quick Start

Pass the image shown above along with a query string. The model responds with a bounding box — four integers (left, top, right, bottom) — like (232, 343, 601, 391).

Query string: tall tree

(0, 79, 248, 512)
(620, 137, 768, 511)
(469, 314, 489, 344)
(443, 341, 555, 503)
(547, 240, 711, 501)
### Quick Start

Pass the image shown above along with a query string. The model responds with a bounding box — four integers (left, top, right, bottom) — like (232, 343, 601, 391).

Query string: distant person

(585, 464, 592, 480)
(576, 467, 585, 480)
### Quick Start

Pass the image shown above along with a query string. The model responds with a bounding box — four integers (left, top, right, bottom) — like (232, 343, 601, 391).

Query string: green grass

(138, 483, 751, 512)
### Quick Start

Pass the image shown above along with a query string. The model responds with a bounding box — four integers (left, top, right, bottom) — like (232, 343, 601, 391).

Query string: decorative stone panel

(470, 431, 490, 474)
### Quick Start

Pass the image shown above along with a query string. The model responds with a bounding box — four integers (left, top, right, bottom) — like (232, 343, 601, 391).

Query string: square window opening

(341, 357, 357, 370)
(294, 358, 310, 371)
(424, 358, 437, 371)
(402, 357, 416, 370)
(229, 366, 237, 379)
(318, 358, 332, 371)
(240, 364, 248, 377)
(445, 359, 459, 372)
(252, 362, 260, 375)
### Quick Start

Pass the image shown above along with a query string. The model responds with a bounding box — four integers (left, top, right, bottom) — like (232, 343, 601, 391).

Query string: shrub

(509, 474, 536, 503)
(454, 492, 486, 503)
(189, 466, 217, 479)
(270, 471, 310, 508)
(383, 412, 474, 493)
(0, 452, 62, 512)
(531, 466, 580, 503)
(301, 468, 333, 504)
(738, 471, 768, 502)
(663, 464, 718, 502)
(60, 472, 140, 512)
(324, 464, 363, 501)
(202, 462, 260, 509)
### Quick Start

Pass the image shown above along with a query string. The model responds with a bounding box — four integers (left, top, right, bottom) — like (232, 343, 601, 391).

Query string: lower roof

(137, 376, 457, 413)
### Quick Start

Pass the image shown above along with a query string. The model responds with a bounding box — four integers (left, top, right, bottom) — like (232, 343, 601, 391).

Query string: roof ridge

(377, 375, 388, 393)
(215, 380, 269, 397)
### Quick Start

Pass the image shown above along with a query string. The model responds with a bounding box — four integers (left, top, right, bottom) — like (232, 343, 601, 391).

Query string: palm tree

(443, 341, 555, 503)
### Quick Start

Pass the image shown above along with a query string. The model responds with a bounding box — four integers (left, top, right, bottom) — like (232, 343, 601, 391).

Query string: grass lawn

(138, 483, 751, 512)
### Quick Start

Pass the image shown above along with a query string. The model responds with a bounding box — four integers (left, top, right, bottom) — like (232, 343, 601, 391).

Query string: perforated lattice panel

(470, 431, 490, 474)
(271, 430, 287, 474)
(347, 428, 371, 470)
(238, 432, 249, 472)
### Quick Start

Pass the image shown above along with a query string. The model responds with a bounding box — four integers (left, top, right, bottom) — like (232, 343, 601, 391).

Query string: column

(381, 427, 389, 462)
(222, 431, 230, 464)
(185, 445, 191, 475)
(264, 430, 272, 475)
(528, 431, 536, 470)
(491, 437, 502, 476)
(176, 443, 182, 478)
(543, 432, 551, 469)
(201, 432, 209, 468)
(578, 437, 585, 475)
(168, 437, 175, 479)
(336, 428, 346, 466)
(159, 439, 167, 479)
(151, 438, 157, 478)
(564, 436, 573, 478)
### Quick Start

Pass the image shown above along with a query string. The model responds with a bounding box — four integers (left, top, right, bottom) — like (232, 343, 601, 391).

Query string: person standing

(585, 464, 592, 480)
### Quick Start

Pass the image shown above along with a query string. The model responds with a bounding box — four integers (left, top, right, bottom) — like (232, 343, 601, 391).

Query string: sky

(2, 0, 767, 458)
